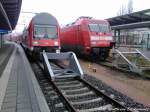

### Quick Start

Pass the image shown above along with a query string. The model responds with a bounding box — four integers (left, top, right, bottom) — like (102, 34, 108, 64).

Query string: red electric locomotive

(22, 12, 60, 53)
(60, 17, 114, 60)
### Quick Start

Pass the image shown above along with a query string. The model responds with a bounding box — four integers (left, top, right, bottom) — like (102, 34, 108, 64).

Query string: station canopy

(0, 0, 22, 32)
(107, 9, 150, 30)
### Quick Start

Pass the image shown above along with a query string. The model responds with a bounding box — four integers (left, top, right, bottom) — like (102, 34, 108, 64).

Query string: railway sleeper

(67, 94, 98, 102)
(54, 106, 69, 112)
(44, 91, 57, 97)
(44, 86, 53, 90)
(55, 97, 112, 111)
(65, 91, 94, 98)
(55, 80, 79, 85)
(78, 104, 113, 112)
(65, 88, 90, 95)
(54, 74, 79, 79)
(63, 87, 88, 93)
(73, 100, 110, 110)
(70, 97, 103, 105)
(58, 84, 84, 90)
(56, 83, 83, 88)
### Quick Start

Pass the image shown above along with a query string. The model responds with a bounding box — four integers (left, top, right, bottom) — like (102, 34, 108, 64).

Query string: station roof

(107, 9, 150, 30)
(0, 0, 22, 32)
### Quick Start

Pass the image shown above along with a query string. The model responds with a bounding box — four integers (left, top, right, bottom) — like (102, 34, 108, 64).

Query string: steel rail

(50, 81, 77, 112)
(53, 61, 134, 112)
(37, 62, 77, 112)
(37, 61, 134, 112)
(78, 77, 133, 112)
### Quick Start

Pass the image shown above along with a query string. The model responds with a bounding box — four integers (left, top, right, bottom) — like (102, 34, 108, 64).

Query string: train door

(76, 25, 83, 52)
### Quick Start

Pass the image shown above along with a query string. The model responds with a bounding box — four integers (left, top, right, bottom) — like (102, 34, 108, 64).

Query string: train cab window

(89, 23, 110, 33)
(34, 25, 57, 39)
(88, 24, 99, 32)
(89, 24, 99, 32)
(99, 24, 110, 33)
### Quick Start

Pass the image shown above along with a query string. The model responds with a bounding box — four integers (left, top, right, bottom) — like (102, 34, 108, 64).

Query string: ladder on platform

(112, 49, 150, 75)
(42, 51, 84, 81)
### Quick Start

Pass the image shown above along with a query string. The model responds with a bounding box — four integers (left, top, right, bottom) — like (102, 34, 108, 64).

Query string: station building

(107, 9, 150, 50)
(0, 0, 21, 48)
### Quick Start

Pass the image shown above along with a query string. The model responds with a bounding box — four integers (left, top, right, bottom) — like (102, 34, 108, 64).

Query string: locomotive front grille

(34, 46, 59, 52)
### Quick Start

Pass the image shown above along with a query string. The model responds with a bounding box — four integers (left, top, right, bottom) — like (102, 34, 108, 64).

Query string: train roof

(64, 17, 108, 27)
(76, 17, 108, 23)
(32, 12, 58, 26)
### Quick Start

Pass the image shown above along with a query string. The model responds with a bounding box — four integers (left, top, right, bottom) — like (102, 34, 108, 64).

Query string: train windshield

(34, 25, 57, 39)
(89, 23, 110, 33)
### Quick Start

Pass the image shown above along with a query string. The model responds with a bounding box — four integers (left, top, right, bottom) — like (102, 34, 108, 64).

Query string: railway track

(31, 61, 134, 112)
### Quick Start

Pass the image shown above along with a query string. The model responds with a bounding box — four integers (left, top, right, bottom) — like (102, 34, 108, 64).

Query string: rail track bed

(84, 75, 149, 111)
(30, 61, 149, 112)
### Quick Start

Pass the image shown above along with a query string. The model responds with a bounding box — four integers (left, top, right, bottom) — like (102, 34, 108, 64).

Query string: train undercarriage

(91, 47, 111, 60)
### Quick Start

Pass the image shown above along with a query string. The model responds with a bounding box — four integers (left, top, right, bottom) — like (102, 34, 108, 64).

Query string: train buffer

(42, 51, 84, 81)
(112, 49, 150, 75)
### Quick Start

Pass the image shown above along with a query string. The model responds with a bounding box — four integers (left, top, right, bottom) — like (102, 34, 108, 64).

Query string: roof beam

(111, 21, 150, 30)
(0, 1, 12, 31)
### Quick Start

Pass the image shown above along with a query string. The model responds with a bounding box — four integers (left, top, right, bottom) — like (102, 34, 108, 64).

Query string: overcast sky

(15, 0, 150, 32)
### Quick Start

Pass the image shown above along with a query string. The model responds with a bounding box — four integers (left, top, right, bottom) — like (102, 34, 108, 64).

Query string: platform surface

(140, 50, 150, 59)
(0, 42, 49, 112)
(0, 43, 14, 76)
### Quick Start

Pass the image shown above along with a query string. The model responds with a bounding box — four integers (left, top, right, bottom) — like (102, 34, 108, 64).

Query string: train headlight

(56, 49, 60, 53)
(91, 36, 99, 41)
(54, 41, 58, 46)
(30, 47, 34, 51)
(33, 41, 39, 45)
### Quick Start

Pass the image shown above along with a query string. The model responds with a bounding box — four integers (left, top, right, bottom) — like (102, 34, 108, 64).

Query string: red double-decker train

(21, 12, 60, 53)
(60, 17, 115, 60)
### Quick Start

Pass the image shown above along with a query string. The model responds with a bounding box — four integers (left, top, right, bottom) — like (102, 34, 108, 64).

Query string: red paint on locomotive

(60, 17, 115, 60)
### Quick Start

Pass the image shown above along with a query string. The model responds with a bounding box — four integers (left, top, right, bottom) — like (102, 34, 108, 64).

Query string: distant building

(113, 28, 150, 50)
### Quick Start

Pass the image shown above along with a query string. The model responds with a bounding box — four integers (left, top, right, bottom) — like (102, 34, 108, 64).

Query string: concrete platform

(0, 42, 50, 112)
(139, 50, 150, 60)
(0, 43, 14, 76)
